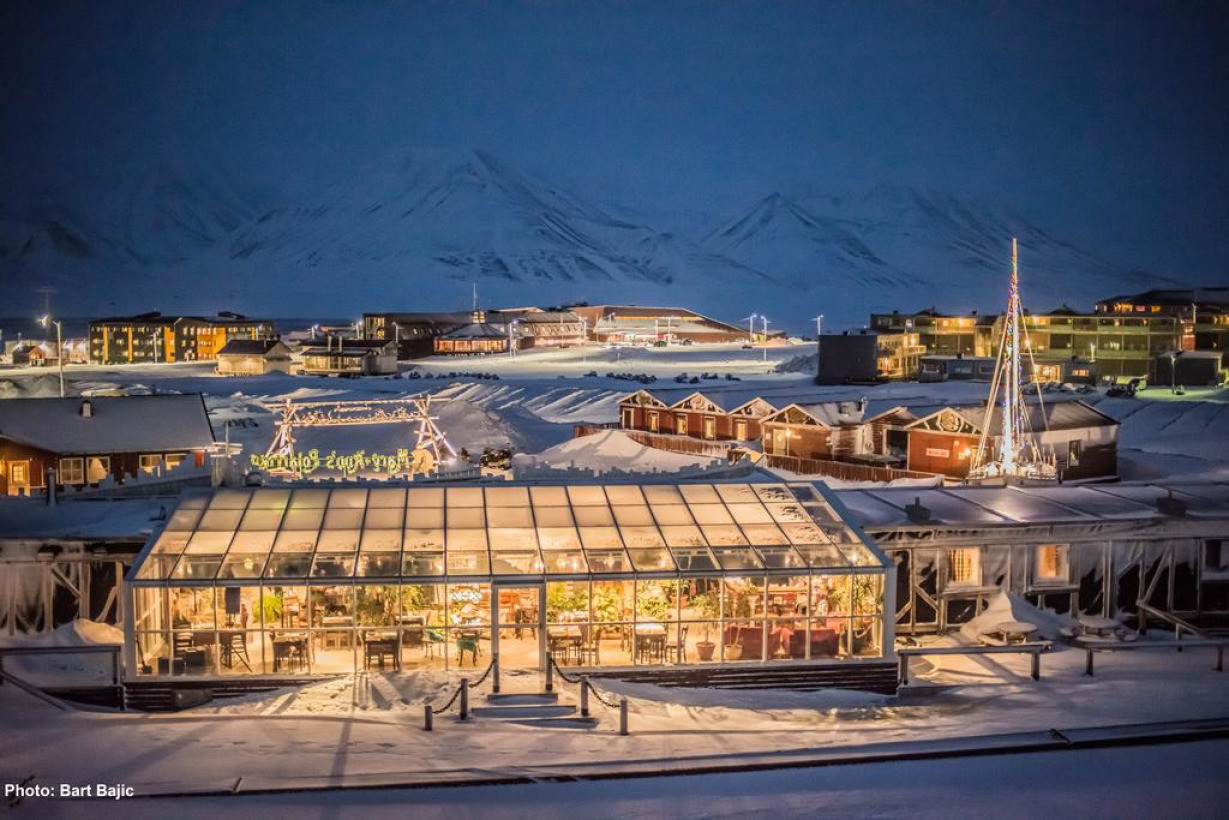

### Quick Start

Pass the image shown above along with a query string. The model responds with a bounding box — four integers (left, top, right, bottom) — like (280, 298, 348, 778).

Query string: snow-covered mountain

(0, 149, 1187, 330)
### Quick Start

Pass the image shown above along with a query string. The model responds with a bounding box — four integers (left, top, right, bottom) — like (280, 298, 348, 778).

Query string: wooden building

(434, 315, 525, 355)
(301, 339, 398, 377)
(0, 395, 214, 496)
(903, 401, 1119, 481)
(89, 312, 275, 365)
(617, 390, 777, 442)
(760, 401, 875, 461)
(215, 339, 295, 376)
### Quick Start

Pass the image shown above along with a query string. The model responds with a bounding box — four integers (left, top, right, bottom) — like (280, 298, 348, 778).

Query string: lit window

(140, 454, 163, 474)
(1068, 441, 1081, 466)
(647, 411, 659, 432)
(86, 456, 110, 483)
(1034, 544, 1069, 584)
(165, 453, 186, 470)
(59, 457, 84, 484)
(675, 414, 688, 436)
(948, 548, 980, 587)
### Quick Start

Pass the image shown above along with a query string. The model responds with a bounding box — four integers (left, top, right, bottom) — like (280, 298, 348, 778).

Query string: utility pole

(761, 316, 770, 363)
(39, 315, 64, 397)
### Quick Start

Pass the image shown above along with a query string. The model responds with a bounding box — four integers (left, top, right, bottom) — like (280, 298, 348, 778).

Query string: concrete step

(485, 692, 560, 705)
(471, 703, 578, 720)
(497, 715, 600, 729)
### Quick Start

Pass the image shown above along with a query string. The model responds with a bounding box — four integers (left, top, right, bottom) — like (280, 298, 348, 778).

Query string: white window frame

(947, 547, 982, 588)
(164, 453, 186, 470)
(1033, 543, 1071, 586)
(58, 457, 85, 484)
(139, 454, 163, 474)
(675, 414, 688, 436)
(647, 411, 659, 433)
(86, 456, 111, 483)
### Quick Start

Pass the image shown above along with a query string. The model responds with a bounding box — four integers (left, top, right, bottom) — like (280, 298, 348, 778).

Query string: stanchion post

(619, 697, 629, 736)
(493, 653, 501, 694)
(424, 702, 434, 731)
(580, 676, 590, 717)
(1085, 648, 1094, 677)
(1030, 650, 1040, 681)
(460, 678, 470, 720)
(899, 654, 908, 686)
(545, 652, 554, 693)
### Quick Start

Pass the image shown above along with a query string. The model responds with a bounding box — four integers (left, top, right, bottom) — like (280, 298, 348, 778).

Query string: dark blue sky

(2, 1, 1226, 278)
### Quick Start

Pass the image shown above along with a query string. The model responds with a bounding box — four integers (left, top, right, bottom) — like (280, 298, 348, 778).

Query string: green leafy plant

(546, 583, 587, 620)
(260, 593, 283, 625)
(688, 591, 720, 642)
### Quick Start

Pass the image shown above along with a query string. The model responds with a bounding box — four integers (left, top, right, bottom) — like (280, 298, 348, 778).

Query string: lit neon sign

(249, 448, 434, 477)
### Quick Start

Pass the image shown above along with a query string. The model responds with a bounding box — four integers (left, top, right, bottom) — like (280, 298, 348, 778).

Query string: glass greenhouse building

(125, 482, 894, 678)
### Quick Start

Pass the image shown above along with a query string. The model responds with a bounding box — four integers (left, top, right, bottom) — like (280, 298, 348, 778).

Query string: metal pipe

(424, 702, 434, 731)
(580, 676, 590, 717)
(1030, 651, 1040, 681)
(545, 651, 554, 692)
(459, 678, 469, 720)
(492, 653, 500, 694)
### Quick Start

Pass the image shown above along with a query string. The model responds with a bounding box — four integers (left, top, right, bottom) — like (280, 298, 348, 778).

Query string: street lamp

(38, 314, 65, 397)
(760, 315, 771, 363)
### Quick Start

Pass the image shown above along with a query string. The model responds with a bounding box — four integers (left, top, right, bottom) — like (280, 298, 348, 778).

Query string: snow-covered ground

(2, 345, 1226, 481)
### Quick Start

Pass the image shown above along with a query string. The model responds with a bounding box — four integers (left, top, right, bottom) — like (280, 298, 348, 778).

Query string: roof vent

(80, 399, 93, 418)
(905, 497, 932, 523)
(1156, 490, 1187, 517)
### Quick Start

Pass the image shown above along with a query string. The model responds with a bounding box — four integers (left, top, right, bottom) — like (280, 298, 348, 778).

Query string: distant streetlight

(761, 316, 771, 363)
(311, 324, 320, 341)
(38, 314, 65, 397)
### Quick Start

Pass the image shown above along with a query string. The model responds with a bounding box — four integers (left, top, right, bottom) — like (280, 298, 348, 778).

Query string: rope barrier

(430, 684, 464, 715)
(548, 653, 582, 685)
(471, 657, 496, 688)
(586, 681, 622, 710)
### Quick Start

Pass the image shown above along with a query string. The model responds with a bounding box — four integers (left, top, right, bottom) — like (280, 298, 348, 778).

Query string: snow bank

(0, 618, 123, 648)
(515, 430, 718, 473)
(773, 352, 818, 374)
(958, 591, 1074, 642)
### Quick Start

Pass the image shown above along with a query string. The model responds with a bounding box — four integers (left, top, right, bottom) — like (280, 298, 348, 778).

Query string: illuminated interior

(126, 482, 890, 677)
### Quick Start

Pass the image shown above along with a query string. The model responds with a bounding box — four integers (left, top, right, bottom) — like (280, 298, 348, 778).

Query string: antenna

(37, 286, 56, 317)
(472, 282, 478, 313)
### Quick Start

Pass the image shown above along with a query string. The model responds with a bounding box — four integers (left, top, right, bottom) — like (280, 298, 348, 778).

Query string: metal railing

(1082, 639, 1227, 676)
(897, 643, 1049, 686)
(547, 652, 629, 735)
(0, 644, 124, 710)
(1135, 602, 1209, 644)
(422, 654, 497, 731)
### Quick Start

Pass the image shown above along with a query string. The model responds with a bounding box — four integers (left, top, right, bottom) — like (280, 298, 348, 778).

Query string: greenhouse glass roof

(131, 482, 887, 584)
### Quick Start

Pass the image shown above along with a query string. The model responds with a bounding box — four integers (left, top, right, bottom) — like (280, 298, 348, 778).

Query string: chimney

(905, 496, 931, 523)
(80, 399, 93, 418)
(859, 396, 868, 414)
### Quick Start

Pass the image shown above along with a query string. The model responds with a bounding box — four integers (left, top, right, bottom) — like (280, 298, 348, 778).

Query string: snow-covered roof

(128, 482, 888, 584)
(908, 400, 1117, 434)
(440, 322, 512, 340)
(217, 339, 289, 356)
(835, 481, 1229, 530)
(0, 395, 214, 455)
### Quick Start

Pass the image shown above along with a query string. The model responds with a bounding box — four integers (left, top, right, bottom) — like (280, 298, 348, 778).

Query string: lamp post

(39, 315, 64, 397)
(761, 316, 771, 363)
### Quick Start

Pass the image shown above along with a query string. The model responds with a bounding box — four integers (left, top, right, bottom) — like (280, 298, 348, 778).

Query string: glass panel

(780, 522, 827, 544)
(273, 531, 317, 552)
(809, 617, 844, 659)
(547, 582, 590, 623)
(447, 583, 490, 626)
(403, 552, 445, 577)
(311, 554, 355, 578)
(328, 488, 368, 508)
(648, 504, 693, 525)
(529, 486, 569, 506)
(404, 529, 445, 550)
(798, 543, 850, 569)
(209, 489, 252, 509)
(854, 574, 885, 615)
(447, 550, 490, 575)
(813, 575, 852, 617)
(359, 529, 401, 551)
(491, 551, 542, 575)
(533, 506, 574, 527)
(407, 487, 444, 507)
(544, 550, 587, 574)
(712, 547, 762, 570)
(671, 547, 718, 572)
(752, 484, 795, 503)
(636, 579, 679, 634)
(485, 486, 529, 506)
(448, 507, 486, 528)
(738, 523, 790, 546)
(689, 504, 734, 525)
(764, 502, 810, 523)
(172, 555, 223, 580)
(488, 507, 534, 528)
(355, 585, 399, 626)
(363, 507, 404, 529)
(715, 484, 759, 503)
(266, 553, 312, 578)
(289, 489, 329, 508)
(198, 509, 244, 531)
(578, 526, 622, 549)
(281, 507, 324, 530)
(604, 486, 645, 505)
(218, 553, 267, 579)
(586, 549, 632, 574)
(642, 485, 683, 504)
(447, 529, 488, 550)
(574, 507, 615, 527)
(316, 530, 359, 552)
(166, 508, 203, 531)
(238, 508, 284, 530)
(177, 494, 210, 509)
(701, 525, 748, 546)
(657, 525, 705, 547)
(405, 507, 445, 528)
(488, 527, 539, 550)
(322, 508, 363, 529)
(367, 487, 406, 507)
(446, 487, 484, 507)
(229, 531, 275, 553)
(185, 531, 233, 553)
(612, 505, 654, 526)
(756, 546, 807, 569)
(136, 556, 180, 579)
(357, 553, 401, 577)
(152, 532, 190, 554)
(566, 486, 608, 506)
(836, 541, 881, 567)
(850, 617, 880, 657)
(538, 527, 581, 550)
(679, 484, 721, 504)
(726, 503, 774, 524)
(629, 548, 675, 572)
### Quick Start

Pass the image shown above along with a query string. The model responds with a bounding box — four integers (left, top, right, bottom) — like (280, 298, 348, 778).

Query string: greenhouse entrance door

(492, 584, 546, 674)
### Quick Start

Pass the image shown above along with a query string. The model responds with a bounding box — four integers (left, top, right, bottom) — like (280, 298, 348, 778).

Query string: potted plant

(690, 591, 720, 661)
